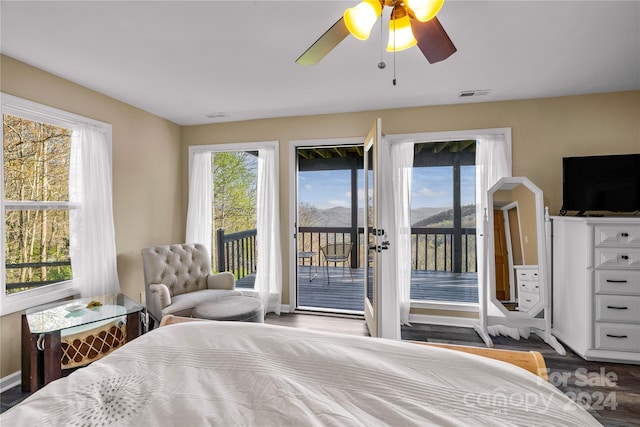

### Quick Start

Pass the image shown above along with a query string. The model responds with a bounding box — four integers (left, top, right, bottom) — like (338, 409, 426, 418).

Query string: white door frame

(385, 127, 512, 313)
(287, 137, 362, 312)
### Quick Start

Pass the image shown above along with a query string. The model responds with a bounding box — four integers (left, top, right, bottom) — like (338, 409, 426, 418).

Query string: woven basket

(61, 318, 127, 369)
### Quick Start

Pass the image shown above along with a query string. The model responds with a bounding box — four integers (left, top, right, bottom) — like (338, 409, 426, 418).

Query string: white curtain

(255, 147, 282, 314)
(390, 142, 414, 326)
(475, 135, 511, 318)
(69, 126, 120, 298)
(185, 151, 213, 256)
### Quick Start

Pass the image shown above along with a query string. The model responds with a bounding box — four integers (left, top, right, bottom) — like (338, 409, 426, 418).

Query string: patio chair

(319, 243, 354, 284)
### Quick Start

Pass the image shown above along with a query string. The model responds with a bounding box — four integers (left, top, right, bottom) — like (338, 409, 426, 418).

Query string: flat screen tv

(562, 153, 640, 215)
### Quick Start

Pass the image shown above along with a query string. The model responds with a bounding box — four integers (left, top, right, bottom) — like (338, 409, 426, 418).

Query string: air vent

(459, 89, 492, 98)
(204, 112, 230, 119)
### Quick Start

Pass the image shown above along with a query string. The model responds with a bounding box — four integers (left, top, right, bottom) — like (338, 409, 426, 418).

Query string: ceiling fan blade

(411, 16, 457, 64)
(295, 17, 350, 65)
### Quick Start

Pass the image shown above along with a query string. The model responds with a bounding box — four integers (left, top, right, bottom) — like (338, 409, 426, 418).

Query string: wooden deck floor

(237, 266, 478, 312)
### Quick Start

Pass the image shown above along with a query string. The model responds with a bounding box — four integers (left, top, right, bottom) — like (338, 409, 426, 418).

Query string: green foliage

(213, 151, 257, 234)
(212, 152, 258, 277)
(413, 204, 477, 228)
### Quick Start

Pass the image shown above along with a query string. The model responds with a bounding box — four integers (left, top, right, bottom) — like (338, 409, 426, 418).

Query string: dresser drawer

(595, 270, 640, 295)
(518, 280, 540, 293)
(595, 224, 640, 248)
(517, 290, 539, 310)
(515, 268, 539, 281)
(594, 248, 640, 269)
(595, 295, 640, 323)
(595, 323, 640, 352)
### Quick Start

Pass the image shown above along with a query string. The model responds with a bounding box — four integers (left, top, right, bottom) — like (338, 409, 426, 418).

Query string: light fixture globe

(407, 0, 445, 22)
(344, 0, 382, 40)
(386, 6, 417, 52)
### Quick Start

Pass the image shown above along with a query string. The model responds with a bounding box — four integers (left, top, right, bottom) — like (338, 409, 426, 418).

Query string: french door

(363, 119, 380, 336)
(363, 118, 399, 339)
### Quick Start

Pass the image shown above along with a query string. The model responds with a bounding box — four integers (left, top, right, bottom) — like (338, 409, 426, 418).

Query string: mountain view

(299, 205, 476, 228)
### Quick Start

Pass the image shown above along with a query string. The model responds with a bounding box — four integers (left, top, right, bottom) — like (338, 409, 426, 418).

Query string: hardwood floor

(3, 312, 639, 426)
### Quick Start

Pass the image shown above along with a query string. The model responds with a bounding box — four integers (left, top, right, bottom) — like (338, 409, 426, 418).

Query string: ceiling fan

(296, 0, 457, 66)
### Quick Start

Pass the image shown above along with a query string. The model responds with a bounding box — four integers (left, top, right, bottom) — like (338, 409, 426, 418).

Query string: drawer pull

(620, 232, 629, 237)
(620, 255, 629, 260)
(606, 279, 628, 283)
(606, 305, 628, 310)
(606, 334, 628, 339)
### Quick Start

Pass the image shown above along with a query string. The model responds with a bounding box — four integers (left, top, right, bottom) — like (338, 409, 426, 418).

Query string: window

(409, 141, 477, 303)
(211, 151, 258, 282)
(1, 94, 117, 314)
(3, 114, 73, 292)
(187, 142, 282, 314)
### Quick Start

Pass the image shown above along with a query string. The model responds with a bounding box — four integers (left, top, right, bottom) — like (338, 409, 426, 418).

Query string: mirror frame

(487, 177, 548, 317)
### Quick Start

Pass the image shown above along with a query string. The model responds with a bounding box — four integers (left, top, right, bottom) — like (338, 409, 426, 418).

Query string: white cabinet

(514, 265, 540, 311)
(552, 216, 640, 363)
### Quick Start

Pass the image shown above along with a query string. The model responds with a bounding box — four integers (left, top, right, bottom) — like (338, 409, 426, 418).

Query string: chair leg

(325, 262, 330, 285)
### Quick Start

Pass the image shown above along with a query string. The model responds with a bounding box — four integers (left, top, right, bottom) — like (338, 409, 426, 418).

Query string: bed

(2, 317, 600, 426)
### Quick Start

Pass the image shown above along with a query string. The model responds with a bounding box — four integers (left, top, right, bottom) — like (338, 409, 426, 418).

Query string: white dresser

(551, 216, 640, 363)
(514, 265, 540, 311)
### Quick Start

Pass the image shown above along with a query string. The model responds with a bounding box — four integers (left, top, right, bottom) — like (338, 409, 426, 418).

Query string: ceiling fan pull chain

(393, 7, 397, 86)
(378, 12, 386, 70)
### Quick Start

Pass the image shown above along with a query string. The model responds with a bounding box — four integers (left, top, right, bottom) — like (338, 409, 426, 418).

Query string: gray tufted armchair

(141, 243, 242, 326)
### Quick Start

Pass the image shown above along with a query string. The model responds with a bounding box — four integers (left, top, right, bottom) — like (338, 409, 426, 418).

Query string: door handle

(369, 244, 389, 252)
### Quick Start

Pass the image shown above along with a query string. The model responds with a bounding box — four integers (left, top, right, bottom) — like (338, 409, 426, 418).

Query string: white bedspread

(2, 322, 600, 426)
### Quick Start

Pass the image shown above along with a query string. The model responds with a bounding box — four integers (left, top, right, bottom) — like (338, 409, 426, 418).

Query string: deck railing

(4, 260, 72, 293)
(5, 226, 475, 295)
(411, 227, 477, 273)
(297, 226, 359, 268)
(215, 228, 257, 280)
(298, 226, 476, 273)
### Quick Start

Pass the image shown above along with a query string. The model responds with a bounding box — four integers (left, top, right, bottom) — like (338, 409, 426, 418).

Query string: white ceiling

(1, 1, 639, 126)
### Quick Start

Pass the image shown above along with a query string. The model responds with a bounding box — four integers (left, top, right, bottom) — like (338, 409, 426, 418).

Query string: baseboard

(279, 304, 292, 313)
(409, 313, 478, 328)
(0, 371, 21, 393)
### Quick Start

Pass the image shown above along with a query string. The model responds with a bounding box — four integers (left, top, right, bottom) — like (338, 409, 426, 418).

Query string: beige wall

(1, 53, 638, 379)
(182, 90, 640, 308)
(0, 55, 184, 377)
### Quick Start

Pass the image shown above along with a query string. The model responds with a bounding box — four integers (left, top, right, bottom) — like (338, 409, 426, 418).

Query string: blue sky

(299, 166, 476, 209)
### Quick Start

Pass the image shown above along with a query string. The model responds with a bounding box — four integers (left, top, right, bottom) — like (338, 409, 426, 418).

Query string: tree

(212, 151, 257, 234)
(298, 202, 321, 227)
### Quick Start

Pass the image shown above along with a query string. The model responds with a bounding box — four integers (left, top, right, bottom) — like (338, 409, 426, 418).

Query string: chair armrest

(148, 283, 172, 309)
(207, 271, 236, 290)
